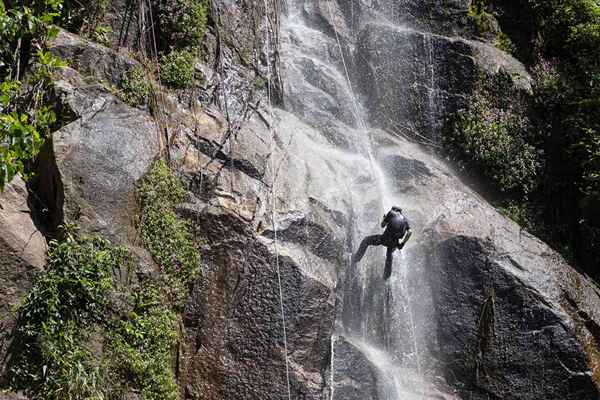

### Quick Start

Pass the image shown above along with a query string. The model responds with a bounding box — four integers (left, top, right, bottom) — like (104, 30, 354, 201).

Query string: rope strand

(263, 0, 293, 398)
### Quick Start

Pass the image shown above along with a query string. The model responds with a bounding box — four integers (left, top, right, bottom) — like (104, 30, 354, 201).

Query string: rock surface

(50, 29, 140, 87)
(429, 235, 599, 399)
(0, 177, 46, 382)
(355, 23, 531, 142)
(1, 0, 600, 399)
(31, 49, 160, 242)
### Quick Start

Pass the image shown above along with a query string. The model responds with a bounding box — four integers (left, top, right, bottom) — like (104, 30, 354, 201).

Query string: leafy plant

(468, 0, 496, 37)
(107, 284, 180, 400)
(120, 66, 152, 107)
(160, 49, 196, 89)
(0, 1, 66, 191)
(60, 0, 110, 35)
(92, 23, 112, 47)
(137, 160, 199, 290)
(155, 0, 209, 51)
(445, 73, 541, 195)
(7, 231, 128, 399)
(495, 31, 516, 54)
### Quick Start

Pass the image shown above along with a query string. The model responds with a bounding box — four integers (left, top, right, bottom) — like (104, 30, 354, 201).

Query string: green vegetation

(0, 1, 66, 191)
(254, 77, 266, 91)
(107, 284, 180, 400)
(8, 161, 199, 399)
(102, 160, 199, 399)
(120, 66, 153, 107)
(495, 31, 516, 55)
(468, 0, 515, 54)
(153, 0, 208, 89)
(60, 0, 110, 35)
(155, 0, 210, 51)
(137, 160, 199, 291)
(450, 0, 600, 274)
(2, 2, 204, 398)
(7, 229, 127, 399)
(468, 0, 496, 37)
(445, 72, 541, 195)
(527, 0, 600, 272)
(92, 23, 112, 47)
(160, 49, 196, 89)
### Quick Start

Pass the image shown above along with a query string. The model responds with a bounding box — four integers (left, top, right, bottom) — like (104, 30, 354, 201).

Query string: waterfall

(274, 0, 445, 398)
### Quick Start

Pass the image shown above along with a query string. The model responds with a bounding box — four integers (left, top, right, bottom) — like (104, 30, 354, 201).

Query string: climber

(351, 206, 412, 280)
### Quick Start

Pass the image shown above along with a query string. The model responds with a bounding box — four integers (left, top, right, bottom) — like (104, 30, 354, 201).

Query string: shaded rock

(362, 133, 600, 399)
(330, 336, 379, 400)
(0, 177, 46, 382)
(428, 235, 598, 399)
(179, 202, 335, 400)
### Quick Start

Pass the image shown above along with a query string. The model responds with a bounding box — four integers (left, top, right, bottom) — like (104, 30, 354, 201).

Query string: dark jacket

(380, 207, 410, 246)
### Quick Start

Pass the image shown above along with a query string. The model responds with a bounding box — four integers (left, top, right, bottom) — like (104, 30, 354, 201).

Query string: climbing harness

(263, 0, 293, 398)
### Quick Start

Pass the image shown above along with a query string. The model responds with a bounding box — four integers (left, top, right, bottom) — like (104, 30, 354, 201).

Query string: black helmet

(391, 206, 402, 213)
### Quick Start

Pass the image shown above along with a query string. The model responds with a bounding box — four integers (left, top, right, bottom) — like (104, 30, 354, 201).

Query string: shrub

(155, 0, 209, 51)
(0, 2, 66, 191)
(92, 23, 112, 47)
(468, 0, 496, 37)
(495, 31, 516, 54)
(107, 284, 179, 400)
(120, 66, 153, 106)
(137, 160, 199, 290)
(60, 0, 110, 34)
(445, 74, 541, 195)
(160, 50, 196, 89)
(7, 231, 128, 399)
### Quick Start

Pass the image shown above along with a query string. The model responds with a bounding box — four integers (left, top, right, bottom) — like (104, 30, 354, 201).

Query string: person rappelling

(351, 206, 412, 280)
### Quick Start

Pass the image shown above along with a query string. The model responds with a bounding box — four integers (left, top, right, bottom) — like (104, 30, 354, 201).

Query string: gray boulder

(50, 29, 139, 87)
(30, 66, 159, 242)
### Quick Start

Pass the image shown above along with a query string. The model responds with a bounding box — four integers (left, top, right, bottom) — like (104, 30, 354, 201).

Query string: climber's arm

(397, 229, 412, 250)
(381, 211, 391, 228)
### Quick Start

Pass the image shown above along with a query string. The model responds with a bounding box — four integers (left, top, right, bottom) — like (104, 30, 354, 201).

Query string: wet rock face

(282, 0, 600, 397)
(354, 23, 532, 142)
(178, 204, 336, 400)
(331, 337, 379, 400)
(356, 24, 476, 141)
(429, 236, 599, 400)
(2, 1, 600, 399)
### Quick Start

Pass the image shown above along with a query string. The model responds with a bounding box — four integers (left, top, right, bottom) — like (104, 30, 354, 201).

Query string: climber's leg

(383, 246, 396, 280)
(352, 235, 382, 264)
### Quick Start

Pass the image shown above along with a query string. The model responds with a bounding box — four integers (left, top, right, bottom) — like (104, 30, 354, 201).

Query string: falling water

(277, 0, 442, 398)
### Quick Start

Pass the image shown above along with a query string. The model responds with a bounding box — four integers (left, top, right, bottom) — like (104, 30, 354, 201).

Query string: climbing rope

(145, 0, 171, 163)
(263, 0, 293, 398)
(323, 0, 388, 213)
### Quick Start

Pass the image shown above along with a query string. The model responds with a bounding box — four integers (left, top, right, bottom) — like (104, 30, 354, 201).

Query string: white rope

(263, 0, 293, 398)
(324, 0, 366, 132)
(323, 0, 388, 212)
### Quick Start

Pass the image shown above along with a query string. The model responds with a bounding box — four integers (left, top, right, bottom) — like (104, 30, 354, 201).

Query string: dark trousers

(352, 234, 397, 279)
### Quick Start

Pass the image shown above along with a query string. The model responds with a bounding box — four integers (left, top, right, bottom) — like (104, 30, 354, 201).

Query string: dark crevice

(27, 138, 65, 241)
